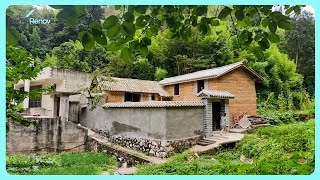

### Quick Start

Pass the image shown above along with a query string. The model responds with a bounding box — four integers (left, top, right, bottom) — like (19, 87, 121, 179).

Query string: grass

(136, 120, 315, 175)
(6, 152, 117, 175)
(7, 120, 314, 175)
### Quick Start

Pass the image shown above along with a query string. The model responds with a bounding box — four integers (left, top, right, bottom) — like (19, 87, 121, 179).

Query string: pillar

(202, 98, 212, 134)
(23, 80, 30, 109)
(59, 94, 69, 122)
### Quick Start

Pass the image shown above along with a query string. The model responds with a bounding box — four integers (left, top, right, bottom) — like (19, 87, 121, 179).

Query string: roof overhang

(197, 89, 235, 99)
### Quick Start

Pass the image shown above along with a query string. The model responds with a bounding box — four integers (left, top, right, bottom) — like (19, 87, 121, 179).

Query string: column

(59, 94, 69, 122)
(202, 98, 212, 134)
(23, 80, 30, 109)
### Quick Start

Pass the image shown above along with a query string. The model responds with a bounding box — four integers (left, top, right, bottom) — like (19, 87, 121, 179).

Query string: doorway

(56, 97, 60, 116)
(212, 102, 221, 130)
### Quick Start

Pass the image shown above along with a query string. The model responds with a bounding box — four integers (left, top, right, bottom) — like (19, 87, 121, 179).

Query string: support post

(23, 80, 30, 109)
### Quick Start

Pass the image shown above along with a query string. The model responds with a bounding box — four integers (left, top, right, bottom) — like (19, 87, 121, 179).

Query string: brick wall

(164, 81, 201, 101)
(208, 68, 257, 118)
(163, 68, 257, 121)
(106, 91, 124, 102)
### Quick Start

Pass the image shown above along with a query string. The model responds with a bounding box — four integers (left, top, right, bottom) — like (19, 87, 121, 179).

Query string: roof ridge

(159, 61, 244, 84)
(111, 77, 159, 83)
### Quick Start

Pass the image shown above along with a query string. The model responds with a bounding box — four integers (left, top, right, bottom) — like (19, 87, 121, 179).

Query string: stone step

(196, 139, 215, 146)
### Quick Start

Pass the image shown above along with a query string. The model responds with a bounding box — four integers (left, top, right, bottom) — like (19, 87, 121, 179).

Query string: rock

(149, 149, 155, 155)
(164, 145, 174, 152)
(159, 152, 167, 158)
(159, 147, 164, 151)
(161, 140, 168, 147)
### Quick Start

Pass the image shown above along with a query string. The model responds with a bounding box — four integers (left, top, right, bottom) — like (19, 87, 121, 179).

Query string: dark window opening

(174, 84, 180, 95)
(151, 94, 156, 100)
(29, 85, 42, 108)
(124, 92, 141, 102)
(197, 80, 205, 93)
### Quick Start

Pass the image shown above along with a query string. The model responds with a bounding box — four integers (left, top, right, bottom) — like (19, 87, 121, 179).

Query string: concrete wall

(80, 107, 167, 139)
(166, 107, 203, 139)
(6, 117, 87, 154)
(79, 106, 203, 140)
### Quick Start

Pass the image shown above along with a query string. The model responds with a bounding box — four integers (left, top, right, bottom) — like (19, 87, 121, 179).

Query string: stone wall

(6, 117, 87, 154)
(88, 131, 200, 158)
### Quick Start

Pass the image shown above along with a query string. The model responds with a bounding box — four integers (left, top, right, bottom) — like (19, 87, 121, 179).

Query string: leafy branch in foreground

(47, 5, 303, 60)
(6, 45, 44, 126)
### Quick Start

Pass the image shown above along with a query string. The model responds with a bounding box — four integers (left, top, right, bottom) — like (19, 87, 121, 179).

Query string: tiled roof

(99, 78, 171, 97)
(103, 101, 205, 108)
(197, 89, 235, 99)
(159, 62, 263, 85)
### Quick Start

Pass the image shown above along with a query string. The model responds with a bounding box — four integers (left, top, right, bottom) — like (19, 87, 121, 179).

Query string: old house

(11, 62, 263, 156)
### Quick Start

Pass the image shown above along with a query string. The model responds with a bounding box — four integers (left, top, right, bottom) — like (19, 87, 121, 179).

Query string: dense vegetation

(136, 120, 315, 175)
(6, 6, 315, 117)
(6, 152, 117, 175)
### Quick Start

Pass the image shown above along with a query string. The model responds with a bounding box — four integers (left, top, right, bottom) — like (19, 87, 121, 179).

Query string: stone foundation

(91, 130, 200, 158)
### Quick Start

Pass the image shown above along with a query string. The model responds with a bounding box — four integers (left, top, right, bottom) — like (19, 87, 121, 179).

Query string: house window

(174, 84, 180, 95)
(197, 80, 204, 93)
(151, 94, 156, 100)
(29, 85, 42, 108)
(124, 92, 141, 102)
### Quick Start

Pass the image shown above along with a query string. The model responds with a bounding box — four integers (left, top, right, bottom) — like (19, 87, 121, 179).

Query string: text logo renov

(25, 9, 51, 25)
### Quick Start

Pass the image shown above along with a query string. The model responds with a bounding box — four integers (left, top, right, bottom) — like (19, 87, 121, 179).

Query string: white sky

(303, 5, 315, 16)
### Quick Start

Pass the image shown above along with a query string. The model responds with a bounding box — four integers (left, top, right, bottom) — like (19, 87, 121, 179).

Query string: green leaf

(82, 32, 95, 51)
(107, 23, 120, 38)
(239, 30, 248, 43)
(146, 28, 153, 38)
(56, 6, 86, 28)
(121, 47, 132, 62)
(78, 31, 86, 40)
(91, 30, 107, 45)
(135, 6, 147, 14)
(90, 23, 107, 45)
(6, 26, 20, 46)
(123, 12, 134, 23)
(218, 7, 232, 19)
(268, 21, 277, 33)
(193, 6, 207, 16)
(129, 40, 138, 50)
(268, 33, 280, 43)
(278, 20, 293, 30)
(114, 5, 122, 10)
(253, 47, 264, 59)
(211, 19, 220, 26)
(285, 6, 295, 15)
(136, 15, 148, 29)
(90, 22, 102, 31)
(103, 15, 119, 30)
(261, 18, 269, 27)
(235, 10, 244, 21)
(199, 23, 208, 35)
(243, 18, 252, 27)
(121, 22, 136, 36)
(258, 38, 270, 50)
(108, 38, 128, 52)
(141, 37, 151, 46)
(140, 45, 149, 57)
